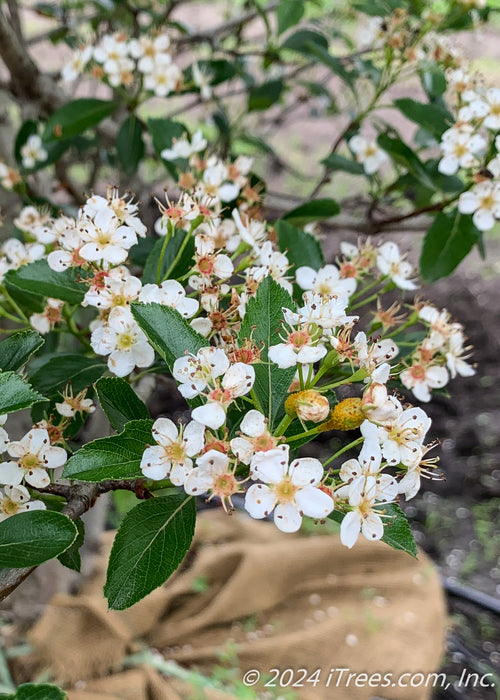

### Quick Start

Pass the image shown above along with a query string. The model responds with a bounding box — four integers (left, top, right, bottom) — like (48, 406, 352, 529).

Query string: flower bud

(285, 390, 330, 423)
(320, 397, 364, 431)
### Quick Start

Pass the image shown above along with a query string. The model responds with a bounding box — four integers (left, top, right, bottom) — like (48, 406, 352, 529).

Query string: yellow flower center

(116, 332, 134, 350)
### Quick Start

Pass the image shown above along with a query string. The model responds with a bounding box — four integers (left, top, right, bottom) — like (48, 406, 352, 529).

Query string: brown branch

(6, 0, 23, 43)
(0, 479, 150, 603)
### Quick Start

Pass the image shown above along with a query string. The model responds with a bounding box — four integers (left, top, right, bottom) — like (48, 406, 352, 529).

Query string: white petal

(273, 502, 302, 533)
(184, 467, 214, 495)
(289, 458, 324, 487)
(183, 421, 205, 457)
(361, 513, 384, 542)
(0, 462, 23, 485)
(295, 486, 334, 519)
(191, 402, 226, 430)
(240, 410, 267, 437)
(152, 418, 178, 446)
(245, 483, 276, 519)
(42, 446, 67, 468)
(340, 510, 362, 548)
(250, 445, 289, 483)
(295, 266, 317, 290)
(25, 468, 50, 488)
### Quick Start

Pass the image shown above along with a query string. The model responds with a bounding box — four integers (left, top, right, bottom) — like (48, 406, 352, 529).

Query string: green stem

(156, 225, 172, 285)
(349, 282, 391, 311)
(1, 285, 28, 322)
(274, 414, 293, 438)
(317, 368, 367, 392)
(161, 215, 203, 282)
(286, 425, 321, 444)
(323, 436, 364, 468)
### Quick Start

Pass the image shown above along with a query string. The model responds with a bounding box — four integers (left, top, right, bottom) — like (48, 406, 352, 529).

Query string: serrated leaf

(282, 198, 340, 226)
(11, 683, 67, 699)
(393, 98, 452, 140)
(420, 209, 478, 282)
(131, 303, 206, 370)
(0, 372, 45, 414)
(57, 519, 84, 572)
(142, 230, 195, 284)
(381, 503, 417, 556)
(5, 260, 85, 304)
(96, 377, 149, 433)
(28, 354, 107, 397)
(321, 153, 364, 175)
(0, 330, 44, 372)
(104, 492, 195, 610)
(116, 114, 144, 174)
(0, 511, 78, 567)
(377, 133, 435, 189)
(62, 418, 153, 482)
(43, 98, 118, 141)
(329, 503, 417, 557)
(276, 219, 325, 273)
(238, 277, 296, 428)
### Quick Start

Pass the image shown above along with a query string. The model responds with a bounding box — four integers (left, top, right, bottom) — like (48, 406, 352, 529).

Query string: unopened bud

(285, 390, 330, 423)
(320, 397, 364, 431)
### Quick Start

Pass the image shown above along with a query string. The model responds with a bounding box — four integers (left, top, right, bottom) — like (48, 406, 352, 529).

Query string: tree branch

(0, 479, 151, 603)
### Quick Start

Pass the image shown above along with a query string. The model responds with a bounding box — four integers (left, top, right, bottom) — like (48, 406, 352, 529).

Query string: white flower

(245, 447, 333, 533)
(438, 125, 486, 175)
(480, 88, 500, 130)
(0, 485, 45, 521)
(268, 317, 327, 369)
(140, 418, 205, 484)
(230, 410, 277, 464)
(90, 307, 154, 377)
(184, 450, 241, 510)
(173, 347, 230, 399)
(458, 181, 500, 231)
(14, 206, 51, 237)
(79, 207, 138, 266)
(361, 404, 431, 468)
(298, 291, 356, 329)
(30, 298, 64, 335)
(0, 162, 20, 190)
(84, 267, 142, 310)
(0, 428, 67, 488)
(445, 331, 475, 378)
(232, 209, 267, 249)
(349, 135, 388, 175)
(296, 264, 357, 298)
(93, 34, 129, 74)
(129, 34, 171, 73)
(253, 242, 292, 294)
(191, 363, 256, 429)
(47, 227, 85, 271)
(192, 62, 212, 100)
(20, 134, 47, 169)
(202, 157, 240, 202)
(400, 362, 449, 402)
(55, 388, 95, 418)
(84, 191, 147, 238)
(354, 331, 398, 381)
(62, 45, 93, 82)
(144, 61, 181, 97)
(2, 239, 45, 268)
(339, 475, 395, 548)
(138, 280, 199, 318)
(376, 242, 417, 290)
(161, 130, 207, 161)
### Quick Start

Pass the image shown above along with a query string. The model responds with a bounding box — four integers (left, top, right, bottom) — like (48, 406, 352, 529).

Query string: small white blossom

(296, 264, 357, 298)
(349, 135, 388, 175)
(0, 485, 45, 521)
(173, 347, 230, 399)
(140, 418, 205, 484)
(161, 130, 207, 161)
(400, 362, 449, 402)
(138, 280, 199, 318)
(0, 428, 67, 488)
(30, 298, 64, 335)
(458, 181, 500, 231)
(62, 45, 93, 82)
(90, 307, 154, 377)
(376, 242, 417, 290)
(20, 135, 47, 169)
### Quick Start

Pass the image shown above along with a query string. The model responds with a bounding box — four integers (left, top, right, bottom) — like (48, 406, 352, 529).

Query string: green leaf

(62, 419, 153, 482)
(57, 519, 84, 572)
(0, 330, 44, 372)
(5, 260, 85, 304)
(276, 220, 325, 272)
(131, 303, 206, 371)
(238, 277, 296, 428)
(116, 114, 145, 175)
(0, 511, 78, 567)
(11, 683, 67, 699)
(321, 153, 364, 175)
(377, 132, 435, 189)
(104, 492, 196, 610)
(419, 63, 447, 99)
(300, 42, 354, 86)
(329, 503, 417, 557)
(281, 28, 329, 54)
(142, 231, 195, 284)
(43, 98, 118, 141)
(28, 354, 107, 398)
(96, 377, 149, 433)
(420, 209, 478, 282)
(381, 503, 417, 557)
(282, 198, 340, 226)
(393, 98, 452, 140)
(248, 80, 284, 112)
(277, 0, 304, 34)
(0, 372, 45, 414)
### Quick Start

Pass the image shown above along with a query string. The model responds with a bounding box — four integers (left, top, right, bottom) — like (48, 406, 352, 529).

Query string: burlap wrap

(26, 510, 446, 699)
